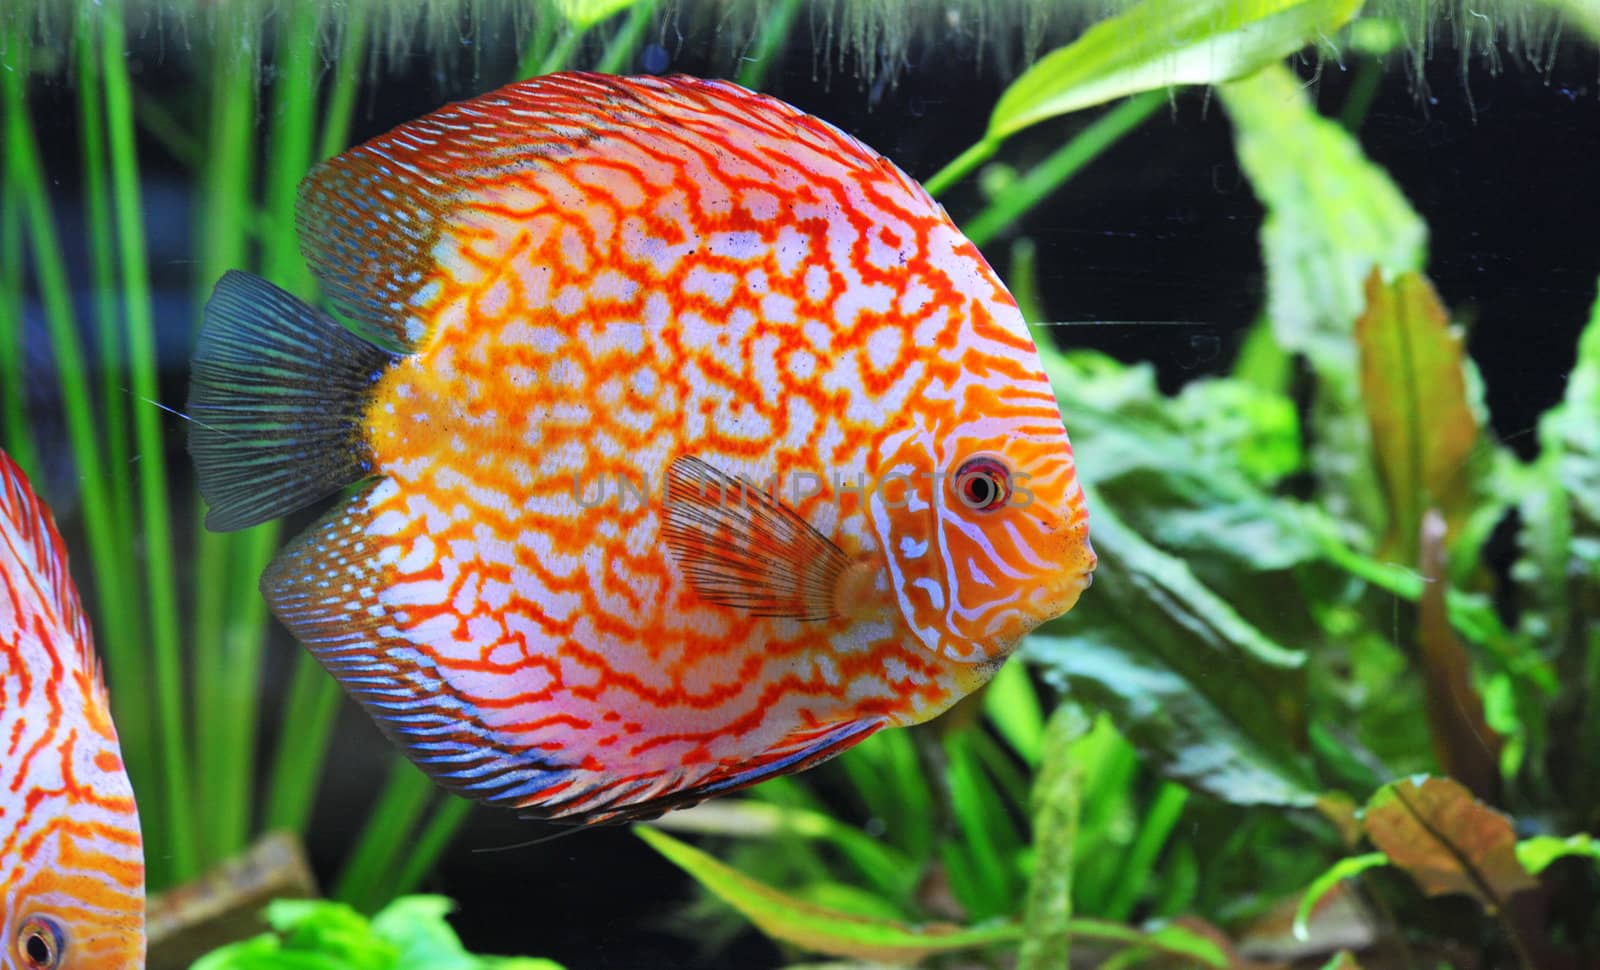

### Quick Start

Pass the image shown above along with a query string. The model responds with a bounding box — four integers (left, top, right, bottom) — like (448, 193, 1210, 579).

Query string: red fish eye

(16, 916, 63, 970)
(954, 457, 1011, 512)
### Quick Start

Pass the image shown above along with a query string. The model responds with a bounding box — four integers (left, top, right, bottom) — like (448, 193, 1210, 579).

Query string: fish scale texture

(264, 73, 1094, 823)
(0, 452, 143, 968)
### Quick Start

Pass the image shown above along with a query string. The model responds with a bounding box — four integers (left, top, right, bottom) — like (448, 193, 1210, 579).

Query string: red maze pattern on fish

(272, 73, 1085, 820)
(0, 454, 143, 964)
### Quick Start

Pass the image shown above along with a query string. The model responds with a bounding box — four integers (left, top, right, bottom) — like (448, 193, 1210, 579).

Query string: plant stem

(102, 0, 195, 884)
(1017, 705, 1086, 970)
(964, 91, 1164, 248)
(736, 0, 804, 90)
(0, 149, 37, 478)
(924, 139, 998, 199)
(265, 653, 343, 833)
(1339, 54, 1385, 132)
(75, 10, 137, 594)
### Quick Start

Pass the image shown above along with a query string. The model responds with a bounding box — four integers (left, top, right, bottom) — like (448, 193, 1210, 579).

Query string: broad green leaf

(1220, 62, 1427, 539)
(1220, 63, 1426, 379)
(1025, 490, 1319, 807)
(1515, 833, 1600, 875)
(1355, 271, 1481, 563)
(1416, 510, 1502, 802)
(1292, 853, 1387, 941)
(990, 0, 1363, 141)
(1362, 776, 1538, 909)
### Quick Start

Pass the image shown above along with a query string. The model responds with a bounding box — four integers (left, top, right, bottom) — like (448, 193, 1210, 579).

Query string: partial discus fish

(188, 72, 1095, 825)
(0, 452, 144, 968)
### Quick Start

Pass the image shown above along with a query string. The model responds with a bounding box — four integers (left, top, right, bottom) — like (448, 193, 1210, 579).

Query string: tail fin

(188, 270, 400, 532)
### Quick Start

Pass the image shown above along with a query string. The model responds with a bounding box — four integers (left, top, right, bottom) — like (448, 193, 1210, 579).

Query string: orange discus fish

(189, 72, 1095, 825)
(0, 452, 144, 968)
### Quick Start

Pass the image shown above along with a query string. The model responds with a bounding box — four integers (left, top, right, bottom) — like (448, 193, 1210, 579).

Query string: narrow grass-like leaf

(593, 0, 656, 74)
(0, 159, 36, 478)
(983, 660, 1044, 767)
(736, 0, 804, 90)
(190, 13, 261, 869)
(102, 0, 196, 882)
(943, 730, 1024, 918)
(334, 760, 437, 912)
(1103, 783, 1188, 921)
(74, 7, 137, 589)
(390, 797, 474, 898)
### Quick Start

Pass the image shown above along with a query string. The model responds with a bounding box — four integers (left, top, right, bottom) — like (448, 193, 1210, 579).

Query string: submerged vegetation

(2, 0, 1599, 966)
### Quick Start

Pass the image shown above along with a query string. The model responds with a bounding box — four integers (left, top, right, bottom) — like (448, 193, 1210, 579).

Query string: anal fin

(262, 483, 577, 808)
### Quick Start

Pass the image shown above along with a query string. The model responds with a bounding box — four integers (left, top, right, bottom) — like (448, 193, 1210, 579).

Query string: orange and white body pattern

(0, 453, 143, 969)
(191, 73, 1095, 825)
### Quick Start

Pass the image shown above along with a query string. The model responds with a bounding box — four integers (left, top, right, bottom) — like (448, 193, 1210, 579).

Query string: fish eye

(953, 456, 1011, 512)
(16, 916, 64, 970)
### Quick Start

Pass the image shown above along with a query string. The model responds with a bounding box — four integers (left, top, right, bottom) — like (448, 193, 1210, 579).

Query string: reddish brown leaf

(1355, 270, 1480, 564)
(1362, 776, 1536, 911)
(1417, 510, 1503, 803)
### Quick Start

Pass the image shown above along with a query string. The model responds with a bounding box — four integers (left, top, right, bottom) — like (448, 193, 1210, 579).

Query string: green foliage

(191, 896, 565, 970)
(926, 0, 1363, 195)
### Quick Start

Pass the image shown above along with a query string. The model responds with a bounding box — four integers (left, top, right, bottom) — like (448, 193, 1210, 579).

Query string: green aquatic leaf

(989, 0, 1363, 141)
(1220, 62, 1428, 540)
(1025, 491, 1319, 808)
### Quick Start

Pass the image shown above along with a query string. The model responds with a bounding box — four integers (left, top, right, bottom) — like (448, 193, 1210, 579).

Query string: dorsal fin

(0, 451, 99, 692)
(296, 71, 914, 352)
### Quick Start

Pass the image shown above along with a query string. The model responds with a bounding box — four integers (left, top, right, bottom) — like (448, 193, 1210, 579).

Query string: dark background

(16, 8, 1600, 968)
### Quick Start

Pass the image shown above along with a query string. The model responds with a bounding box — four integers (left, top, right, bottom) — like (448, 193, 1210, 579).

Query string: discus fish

(188, 72, 1095, 825)
(0, 452, 144, 968)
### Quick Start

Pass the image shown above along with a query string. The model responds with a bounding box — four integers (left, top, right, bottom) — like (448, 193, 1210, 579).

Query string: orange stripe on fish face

(234, 72, 1094, 824)
(0, 454, 144, 969)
